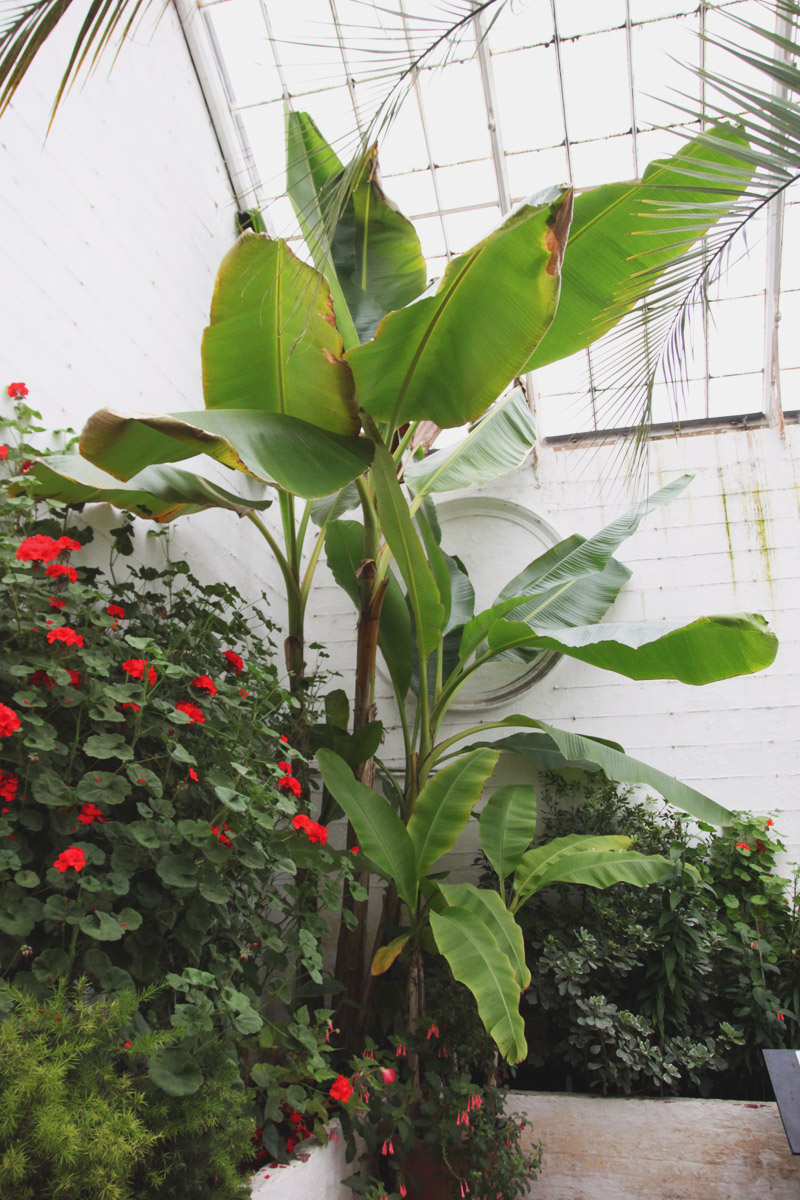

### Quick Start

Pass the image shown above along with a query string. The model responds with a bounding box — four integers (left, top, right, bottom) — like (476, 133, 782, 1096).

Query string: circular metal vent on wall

(435, 497, 563, 713)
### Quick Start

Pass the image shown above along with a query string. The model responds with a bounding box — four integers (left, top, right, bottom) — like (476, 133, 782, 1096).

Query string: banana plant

(17, 112, 778, 1057)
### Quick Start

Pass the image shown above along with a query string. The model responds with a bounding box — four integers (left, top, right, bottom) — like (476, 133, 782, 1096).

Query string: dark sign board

(764, 1050, 800, 1155)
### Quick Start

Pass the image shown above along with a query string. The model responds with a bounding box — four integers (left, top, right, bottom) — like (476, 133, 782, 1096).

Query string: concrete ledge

(249, 1126, 353, 1200)
(512, 1092, 800, 1199)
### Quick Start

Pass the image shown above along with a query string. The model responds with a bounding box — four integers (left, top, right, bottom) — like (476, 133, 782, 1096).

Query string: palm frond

(0, 0, 159, 123)
(584, 0, 800, 470)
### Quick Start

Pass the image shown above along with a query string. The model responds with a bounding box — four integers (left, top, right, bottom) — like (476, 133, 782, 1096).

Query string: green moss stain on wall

(717, 468, 737, 589)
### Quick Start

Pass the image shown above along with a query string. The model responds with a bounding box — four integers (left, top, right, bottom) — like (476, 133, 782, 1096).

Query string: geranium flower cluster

(291, 813, 327, 845)
(210, 823, 233, 847)
(277, 759, 301, 798)
(53, 846, 86, 874)
(16, 534, 80, 563)
(122, 659, 157, 686)
(0, 704, 21, 738)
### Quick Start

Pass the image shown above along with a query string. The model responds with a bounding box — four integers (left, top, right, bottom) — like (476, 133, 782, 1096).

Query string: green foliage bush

(0, 392, 355, 1178)
(512, 776, 800, 1098)
(0, 980, 255, 1200)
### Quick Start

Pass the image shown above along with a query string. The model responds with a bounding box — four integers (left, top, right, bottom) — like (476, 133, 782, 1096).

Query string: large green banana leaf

(331, 147, 427, 343)
(497, 475, 692, 600)
(458, 560, 631, 666)
(285, 110, 359, 349)
(528, 722, 732, 826)
(316, 749, 417, 911)
(485, 613, 778, 684)
(519, 848, 674, 899)
(438, 882, 530, 990)
(15, 456, 272, 524)
(406, 748, 499, 880)
(513, 834, 632, 906)
(347, 186, 573, 430)
(324, 519, 412, 699)
(78, 409, 373, 500)
(370, 443, 445, 658)
(524, 125, 751, 371)
(201, 232, 359, 436)
(429, 906, 527, 1063)
(479, 785, 538, 884)
(404, 387, 536, 498)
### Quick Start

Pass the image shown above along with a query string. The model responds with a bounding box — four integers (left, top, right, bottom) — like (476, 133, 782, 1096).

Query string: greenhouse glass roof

(187, 0, 798, 439)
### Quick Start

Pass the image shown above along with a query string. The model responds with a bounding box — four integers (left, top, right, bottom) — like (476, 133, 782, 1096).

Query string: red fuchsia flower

(47, 627, 83, 648)
(45, 564, 77, 583)
(222, 649, 243, 674)
(426, 1024, 440, 1040)
(176, 700, 205, 724)
(0, 772, 18, 803)
(736, 842, 750, 851)
(0, 446, 7, 460)
(122, 659, 157, 685)
(380, 1068, 396, 1084)
(778, 1012, 785, 1022)
(188, 768, 199, 782)
(7, 382, 28, 398)
(191, 675, 217, 696)
(50, 597, 66, 609)
(395, 1045, 406, 1057)
(291, 813, 328, 845)
(0, 705, 21, 737)
(278, 775, 302, 798)
(106, 605, 125, 620)
(53, 846, 86, 873)
(328, 1075, 353, 1104)
(30, 669, 55, 689)
(17, 534, 62, 563)
(78, 803, 106, 825)
(210, 823, 233, 847)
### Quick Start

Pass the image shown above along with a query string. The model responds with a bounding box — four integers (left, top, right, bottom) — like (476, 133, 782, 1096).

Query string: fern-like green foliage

(0, 981, 254, 1200)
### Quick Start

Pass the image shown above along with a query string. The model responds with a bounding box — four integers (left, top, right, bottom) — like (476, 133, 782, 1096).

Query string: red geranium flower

(78, 803, 106, 825)
(0, 705, 21, 738)
(50, 597, 66, 609)
(176, 701, 204, 724)
(291, 813, 327, 845)
(7, 382, 28, 398)
(17, 534, 61, 563)
(122, 659, 157, 685)
(54, 537, 80, 553)
(0, 446, 7, 460)
(222, 650, 243, 674)
(188, 768, 199, 782)
(68, 669, 81, 689)
(30, 669, 56, 689)
(47, 627, 83, 648)
(53, 846, 86, 873)
(329, 1075, 353, 1104)
(106, 605, 125, 619)
(45, 564, 77, 583)
(277, 760, 292, 775)
(736, 842, 750, 851)
(0, 772, 18, 803)
(20, 461, 32, 473)
(191, 675, 217, 696)
(278, 775, 302, 798)
(210, 823, 233, 847)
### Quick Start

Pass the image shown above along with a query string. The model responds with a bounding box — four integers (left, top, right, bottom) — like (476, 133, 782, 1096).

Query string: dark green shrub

(511, 775, 800, 1098)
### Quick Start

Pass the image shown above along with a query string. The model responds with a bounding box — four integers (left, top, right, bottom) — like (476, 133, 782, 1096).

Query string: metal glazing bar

(472, 3, 512, 214)
(699, 2, 710, 418)
(329, 0, 366, 141)
(398, 0, 452, 259)
(172, 0, 265, 213)
(624, 0, 639, 178)
(258, 0, 291, 101)
(762, 1, 794, 430)
(548, 0, 573, 184)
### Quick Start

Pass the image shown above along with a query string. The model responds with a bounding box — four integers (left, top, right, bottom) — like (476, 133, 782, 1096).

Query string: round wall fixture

(434, 496, 563, 712)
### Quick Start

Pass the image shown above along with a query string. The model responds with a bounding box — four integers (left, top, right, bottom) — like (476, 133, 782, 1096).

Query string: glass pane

(707, 295, 766, 379)
(205, 2, 283, 107)
(507, 147, 571, 199)
(433, 159, 497, 211)
(560, 30, 632, 143)
(492, 45, 563, 154)
(418, 59, 491, 166)
(443, 206, 502, 254)
(632, 15, 701, 130)
(555, 0, 626, 38)
(707, 372, 762, 417)
(488, 0, 554, 52)
(570, 135, 636, 187)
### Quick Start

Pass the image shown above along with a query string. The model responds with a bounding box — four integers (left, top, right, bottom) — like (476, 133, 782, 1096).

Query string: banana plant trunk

(334, 573, 388, 1049)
